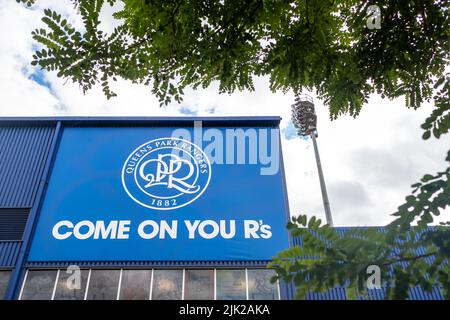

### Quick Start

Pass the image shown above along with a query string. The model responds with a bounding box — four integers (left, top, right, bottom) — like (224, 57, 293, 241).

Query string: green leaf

(422, 131, 431, 140)
(422, 174, 435, 182)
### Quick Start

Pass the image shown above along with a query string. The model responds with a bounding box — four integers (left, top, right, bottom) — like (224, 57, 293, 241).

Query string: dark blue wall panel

(0, 209, 29, 241)
(0, 125, 55, 208)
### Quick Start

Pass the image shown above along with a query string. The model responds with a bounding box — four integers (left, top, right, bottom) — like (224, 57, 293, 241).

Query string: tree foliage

(18, 0, 449, 115)
(269, 214, 449, 299)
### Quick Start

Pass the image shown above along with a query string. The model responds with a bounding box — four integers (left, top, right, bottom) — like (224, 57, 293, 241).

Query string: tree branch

(382, 251, 438, 267)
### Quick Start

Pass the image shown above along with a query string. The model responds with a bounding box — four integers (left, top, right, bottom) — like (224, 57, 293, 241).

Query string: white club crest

(122, 137, 211, 210)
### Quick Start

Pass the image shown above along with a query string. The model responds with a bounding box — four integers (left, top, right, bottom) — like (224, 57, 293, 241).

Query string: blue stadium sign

(28, 125, 290, 261)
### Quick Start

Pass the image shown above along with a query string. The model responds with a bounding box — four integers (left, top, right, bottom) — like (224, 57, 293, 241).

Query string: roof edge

(0, 116, 281, 121)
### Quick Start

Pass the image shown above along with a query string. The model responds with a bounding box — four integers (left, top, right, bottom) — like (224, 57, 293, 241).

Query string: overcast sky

(1, 0, 448, 226)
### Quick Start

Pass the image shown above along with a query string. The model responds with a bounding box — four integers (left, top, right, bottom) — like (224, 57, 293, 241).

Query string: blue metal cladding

(306, 287, 347, 300)
(0, 122, 60, 299)
(0, 125, 55, 208)
(301, 285, 444, 300)
(408, 285, 444, 300)
(0, 124, 55, 270)
(0, 241, 21, 267)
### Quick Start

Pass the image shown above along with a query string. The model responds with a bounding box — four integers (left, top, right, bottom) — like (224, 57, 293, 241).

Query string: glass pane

(184, 269, 214, 300)
(248, 269, 279, 300)
(119, 270, 151, 300)
(0, 271, 11, 299)
(152, 270, 183, 300)
(216, 269, 246, 300)
(86, 270, 120, 300)
(20, 270, 57, 300)
(54, 269, 89, 300)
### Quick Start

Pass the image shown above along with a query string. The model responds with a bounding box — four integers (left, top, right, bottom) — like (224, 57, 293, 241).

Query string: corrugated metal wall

(301, 285, 444, 300)
(0, 124, 56, 268)
(0, 125, 55, 208)
(0, 241, 22, 267)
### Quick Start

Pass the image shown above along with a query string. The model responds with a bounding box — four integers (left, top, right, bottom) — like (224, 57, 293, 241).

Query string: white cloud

(1, 0, 448, 226)
(0, 0, 59, 115)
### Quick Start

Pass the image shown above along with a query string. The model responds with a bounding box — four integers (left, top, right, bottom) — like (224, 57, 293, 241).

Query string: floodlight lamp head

(291, 94, 317, 136)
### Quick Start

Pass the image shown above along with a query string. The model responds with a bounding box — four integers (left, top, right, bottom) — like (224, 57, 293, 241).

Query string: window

(18, 267, 280, 300)
(0, 271, 11, 299)
(216, 269, 247, 300)
(20, 270, 57, 300)
(86, 270, 120, 300)
(53, 269, 89, 300)
(184, 269, 214, 300)
(151, 270, 183, 300)
(119, 270, 151, 300)
(248, 269, 279, 300)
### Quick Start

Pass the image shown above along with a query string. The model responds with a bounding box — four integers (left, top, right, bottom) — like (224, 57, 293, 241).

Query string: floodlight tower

(291, 94, 334, 226)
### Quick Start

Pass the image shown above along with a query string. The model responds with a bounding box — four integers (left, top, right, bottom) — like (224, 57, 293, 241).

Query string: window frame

(53, 267, 90, 300)
(18, 269, 59, 300)
(151, 269, 184, 300)
(184, 269, 215, 300)
(84, 269, 121, 300)
(118, 269, 152, 300)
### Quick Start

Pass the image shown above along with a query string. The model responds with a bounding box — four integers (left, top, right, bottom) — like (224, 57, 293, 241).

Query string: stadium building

(0, 117, 444, 300)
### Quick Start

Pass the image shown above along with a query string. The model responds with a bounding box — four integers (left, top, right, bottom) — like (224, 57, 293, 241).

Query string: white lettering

(52, 220, 73, 240)
(220, 220, 235, 239)
(198, 220, 220, 239)
(53, 220, 131, 240)
(51, 219, 272, 241)
(73, 220, 95, 240)
(184, 220, 200, 239)
(138, 220, 159, 239)
(244, 220, 260, 238)
(93, 220, 118, 239)
(117, 220, 131, 239)
(260, 224, 272, 239)
(159, 220, 178, 239)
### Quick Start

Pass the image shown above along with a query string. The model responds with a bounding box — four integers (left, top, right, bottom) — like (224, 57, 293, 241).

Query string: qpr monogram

(122, 137, 211, 210)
